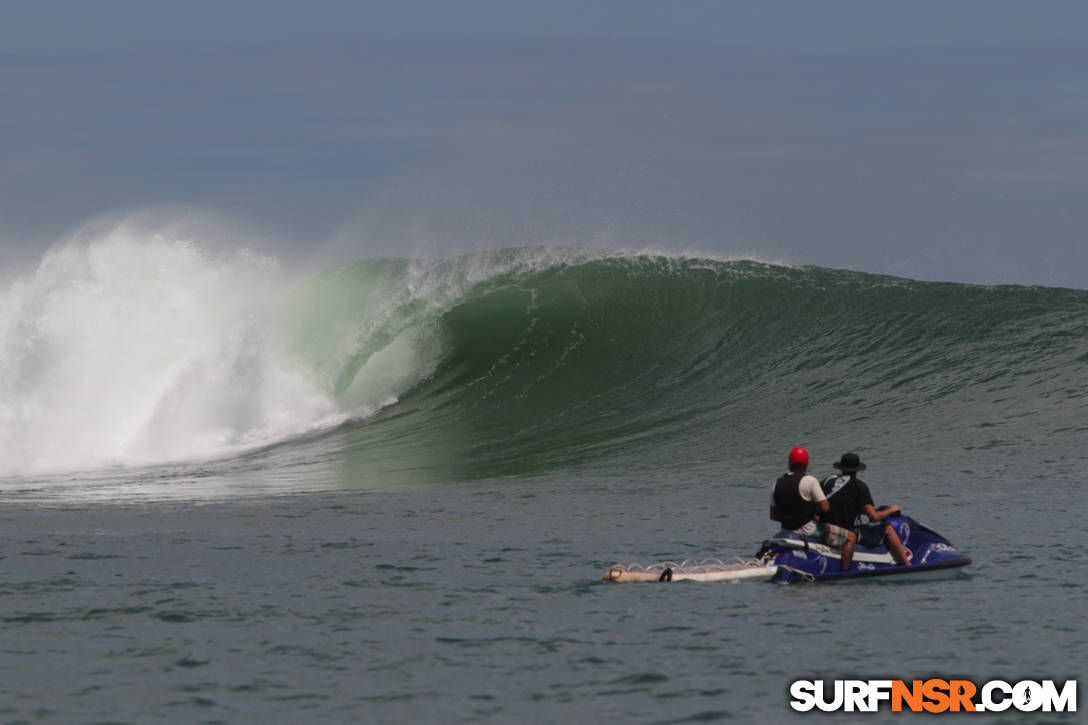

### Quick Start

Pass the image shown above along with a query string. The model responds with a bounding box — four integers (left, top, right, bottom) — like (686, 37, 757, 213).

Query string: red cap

(788, 446, 809, 468)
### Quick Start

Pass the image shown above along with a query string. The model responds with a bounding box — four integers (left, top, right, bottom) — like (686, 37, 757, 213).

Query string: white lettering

(1040, 680, 1077, 712)
(868, 680, 893, 711)
(789, 680, 816, 712)
(1013, 680, 1043, 712)
(816, 680, 844, 712)
(844, 680, 868, 712)
(982, 680, 1013, 712)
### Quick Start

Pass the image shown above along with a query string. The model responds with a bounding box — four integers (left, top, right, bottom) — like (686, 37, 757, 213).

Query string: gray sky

(2, 1, 1088, 287)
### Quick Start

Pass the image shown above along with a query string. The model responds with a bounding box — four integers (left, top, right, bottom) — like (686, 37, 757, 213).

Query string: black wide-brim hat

(832, 452, 867, 473)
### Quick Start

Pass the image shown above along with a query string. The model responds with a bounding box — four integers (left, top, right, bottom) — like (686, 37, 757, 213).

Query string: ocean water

(0, 236, 1085, 723)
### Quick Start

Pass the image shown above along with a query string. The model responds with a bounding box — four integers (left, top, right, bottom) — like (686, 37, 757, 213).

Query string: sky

(2, 1, 1088, 287)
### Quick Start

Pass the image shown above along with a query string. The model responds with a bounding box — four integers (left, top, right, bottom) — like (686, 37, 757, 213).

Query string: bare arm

(770, 506, 780, 522)
(862, 503, 900, 522)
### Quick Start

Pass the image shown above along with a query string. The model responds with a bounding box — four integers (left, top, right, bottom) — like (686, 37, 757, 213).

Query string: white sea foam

(0, 227, 348, 474)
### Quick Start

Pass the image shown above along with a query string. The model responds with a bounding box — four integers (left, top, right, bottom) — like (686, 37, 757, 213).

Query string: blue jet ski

(756, 515, 971, 583)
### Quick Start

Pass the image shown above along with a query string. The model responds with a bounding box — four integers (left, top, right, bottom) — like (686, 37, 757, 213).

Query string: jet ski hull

(758, 515, 971, 583)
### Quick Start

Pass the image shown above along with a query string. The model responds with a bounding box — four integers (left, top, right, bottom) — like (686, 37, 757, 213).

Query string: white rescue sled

(602, 558, 780, 583)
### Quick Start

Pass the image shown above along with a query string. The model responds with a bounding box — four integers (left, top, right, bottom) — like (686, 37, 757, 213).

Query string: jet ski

(756, 514, 971, 583)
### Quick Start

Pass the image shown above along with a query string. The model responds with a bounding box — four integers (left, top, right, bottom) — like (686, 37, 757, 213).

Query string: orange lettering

(948, 680, 976, 712)
(922, 679, 951, 713)
(892, 680, 924, 712)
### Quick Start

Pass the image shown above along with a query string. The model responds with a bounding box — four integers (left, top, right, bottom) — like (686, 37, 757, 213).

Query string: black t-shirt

(820, 474, 874, 529)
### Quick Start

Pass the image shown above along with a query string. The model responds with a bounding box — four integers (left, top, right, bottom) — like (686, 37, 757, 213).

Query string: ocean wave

(2, 234, 1086, 479)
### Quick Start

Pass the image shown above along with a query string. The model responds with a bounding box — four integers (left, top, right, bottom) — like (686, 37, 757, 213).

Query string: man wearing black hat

(820, 453, 912, 566)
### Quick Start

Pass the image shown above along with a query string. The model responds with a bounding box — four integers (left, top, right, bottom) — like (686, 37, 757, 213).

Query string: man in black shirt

(820, 452, 911, 566)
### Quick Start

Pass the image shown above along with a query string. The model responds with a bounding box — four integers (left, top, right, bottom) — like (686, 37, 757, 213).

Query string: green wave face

(288, 250, 1088, 486)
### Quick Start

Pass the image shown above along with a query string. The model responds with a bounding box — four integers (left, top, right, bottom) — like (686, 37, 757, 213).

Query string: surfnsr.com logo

(789, 679, 1077, 713)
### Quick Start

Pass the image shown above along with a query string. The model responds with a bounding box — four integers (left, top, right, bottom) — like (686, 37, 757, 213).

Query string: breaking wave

(2, 231, 1086, 481)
